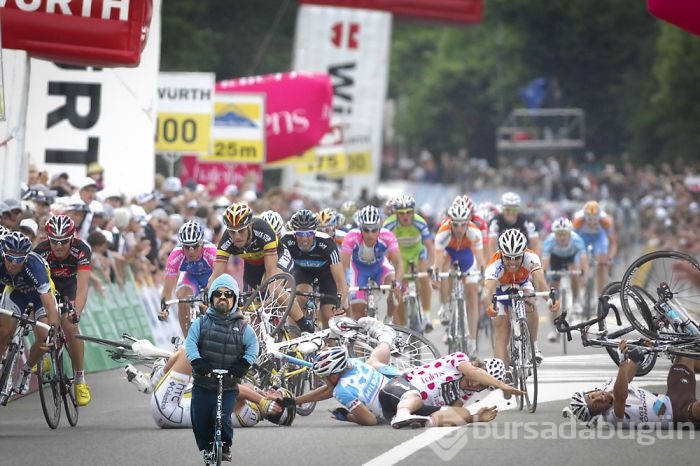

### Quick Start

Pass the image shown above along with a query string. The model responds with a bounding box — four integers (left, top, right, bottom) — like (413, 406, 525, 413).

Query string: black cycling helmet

(290, 209, 319, 231)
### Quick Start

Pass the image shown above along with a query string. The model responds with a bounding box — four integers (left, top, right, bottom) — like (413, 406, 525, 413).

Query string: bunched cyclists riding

(208, 203, 314, 334)
(572, 200, 617, 296)
(487, 192, 540, 257)
(382, 194, 435, 330)
(280, 209, 348, 329)
(0, 232, 60, 395)
(160, 221, 217, 336)
(33, 215, 93, 405)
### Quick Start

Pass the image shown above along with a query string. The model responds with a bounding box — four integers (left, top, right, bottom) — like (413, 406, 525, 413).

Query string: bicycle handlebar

(553, 293, 623, 342)
(295, 290, 341, 301)
(164, 297, 203, 306)
(545, 270, 583, 277)
(493, 289, 556, 303)
(348, 284, 393, 292)
(0, 307, 51, 331)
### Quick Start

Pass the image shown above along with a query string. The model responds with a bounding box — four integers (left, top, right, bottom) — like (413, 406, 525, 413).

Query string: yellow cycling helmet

(224, 202, 253, 229)
(316, 208, 339, 227)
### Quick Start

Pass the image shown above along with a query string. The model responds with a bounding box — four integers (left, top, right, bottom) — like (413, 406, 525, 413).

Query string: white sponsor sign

(23, 0, 162, 196)
(291, 5, 391, 196)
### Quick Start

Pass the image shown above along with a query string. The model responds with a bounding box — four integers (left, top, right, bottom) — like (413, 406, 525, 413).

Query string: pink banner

(180, 155, 262, 195)
(648, 0, 700, 36)
(216, 72, 332, 163)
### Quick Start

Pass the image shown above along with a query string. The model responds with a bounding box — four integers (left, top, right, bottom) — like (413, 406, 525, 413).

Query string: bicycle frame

(403, 262, 427, 333)
(348, 279, 393, 320)
(0, 307, 52, 406)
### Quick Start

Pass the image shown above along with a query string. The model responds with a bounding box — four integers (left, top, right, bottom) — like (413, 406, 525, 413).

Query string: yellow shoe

(31, 355, 52, 374)
(75, 382, 91, 406)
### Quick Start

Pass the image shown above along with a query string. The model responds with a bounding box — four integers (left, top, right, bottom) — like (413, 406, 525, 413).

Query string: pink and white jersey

(403, 352, 477, 407)
(341, 228, 400, 266)
(165, 242, 218, 278)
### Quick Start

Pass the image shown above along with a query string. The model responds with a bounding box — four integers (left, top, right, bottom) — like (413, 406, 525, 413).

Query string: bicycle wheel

(598, 282, 657, 377)
(560, 286, 569, 355)
(475, 308, 494, 353)
(620, 250, 700, 340)
(516, 321, 538, 413)
(215, 441, 222, 466)
(388, 324, 440, 370)
(582, 275, 596, 321)
(242, 273, 296, 338)
(58, 345, 79, 426)
(38, 351, 61, 429)
(0, 343, 20, 406)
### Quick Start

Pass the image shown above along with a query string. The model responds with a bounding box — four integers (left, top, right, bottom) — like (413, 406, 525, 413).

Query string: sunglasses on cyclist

(362, 227, 379, 234)
(502, 254, 523, 261)
(3, 253, 27, 264)
(295, 230, 315, 237)
(451, 221, 469, 227)
(227, 225, 248, 235)
(396, 208, 413, 215)
(49, 237, 72, 245)
(212, 290, 236, 299)
(182, 242, 202, 250)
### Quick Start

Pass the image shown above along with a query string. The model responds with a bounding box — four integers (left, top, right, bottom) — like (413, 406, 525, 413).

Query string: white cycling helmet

(312, 346, 348, 377)
(265, 387, 296, 426)
(260, 210, 285, 236)
(501, 192, 521, 207)
(498, 229, 527, 257)
(569, 391, 592, 422)
(483, 358, 506, 384)
(178, 220, 203, 245)
(447, 202, 472, 221)
(358, 205, 381, 227)
(551, 217, 573, 233)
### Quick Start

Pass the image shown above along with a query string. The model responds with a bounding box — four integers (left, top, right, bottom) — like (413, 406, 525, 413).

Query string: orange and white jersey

(434, 220, 483, 252)
(484, 249, 542, 287)
(571, 210, 614, 235)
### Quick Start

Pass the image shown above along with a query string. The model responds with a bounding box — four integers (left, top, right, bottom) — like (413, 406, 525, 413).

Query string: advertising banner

(216, 72, 332, 164)
(179, 155, 263, 195)
(24, 0, 161, 196)
(291, 5, 391, 195)
(156, 72, 215, 154)
(0, 0, 153, 67)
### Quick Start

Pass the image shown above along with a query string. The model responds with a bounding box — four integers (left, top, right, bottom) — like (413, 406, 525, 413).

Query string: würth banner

(0, 0, 153, 67)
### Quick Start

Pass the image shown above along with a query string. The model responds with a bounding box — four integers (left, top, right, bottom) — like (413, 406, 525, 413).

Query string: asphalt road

(1, 324, 697, 466)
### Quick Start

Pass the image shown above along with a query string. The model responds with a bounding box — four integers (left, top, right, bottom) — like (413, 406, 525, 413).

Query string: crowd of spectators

(3, 152, 699, 294)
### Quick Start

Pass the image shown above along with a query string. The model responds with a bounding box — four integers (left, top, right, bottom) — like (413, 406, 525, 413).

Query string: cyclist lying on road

(565, 339, 700, 429)
(124, 347, 296, 428)
(289, 317, 520, 428)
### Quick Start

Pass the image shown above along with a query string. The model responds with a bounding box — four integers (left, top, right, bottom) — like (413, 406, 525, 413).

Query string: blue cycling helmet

(2, 231, 32, 254)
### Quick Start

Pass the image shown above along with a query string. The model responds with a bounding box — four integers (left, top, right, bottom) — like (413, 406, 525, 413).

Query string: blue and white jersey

(334, 358, 388, 419)
(541, 231, 586, 261)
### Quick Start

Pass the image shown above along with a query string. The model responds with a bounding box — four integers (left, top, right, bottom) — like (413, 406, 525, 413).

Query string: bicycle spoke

(39, 352, 61, 429)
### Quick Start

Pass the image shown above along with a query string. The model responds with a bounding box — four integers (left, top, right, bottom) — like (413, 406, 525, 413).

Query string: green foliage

(161, 0, 700, 165)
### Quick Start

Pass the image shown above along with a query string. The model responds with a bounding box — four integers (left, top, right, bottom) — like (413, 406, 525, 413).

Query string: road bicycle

(77, 333, 174, 362)
(546, 269, 584, 355)
(493, 288, 556, 413)
(37, 297, 81, 429)
(295, 278, 341, 330)
(203, 368, 229, 466)
(403, 261, 428, 334)
(0, 304, 52, 406)
(438, 262, 480, 356)
(348, 278, 393, 320)
(619, 250, 700, 341)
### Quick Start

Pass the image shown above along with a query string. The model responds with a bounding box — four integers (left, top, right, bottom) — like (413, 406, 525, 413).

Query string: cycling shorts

(347, 258, 395, 304)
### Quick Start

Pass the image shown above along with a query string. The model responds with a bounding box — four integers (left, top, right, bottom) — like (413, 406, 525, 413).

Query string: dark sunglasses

(451, 221, 469, 227)
(362, 227, 379, 233)
(213, 290, 235, 299)
(4, 253, 27, 264)
(503, 255, 523, 261)
(49, 237, 72, 245)
(295, 230, 315, 237)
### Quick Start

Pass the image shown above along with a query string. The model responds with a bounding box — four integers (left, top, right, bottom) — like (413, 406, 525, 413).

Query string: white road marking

(364, 354, 683, 466)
